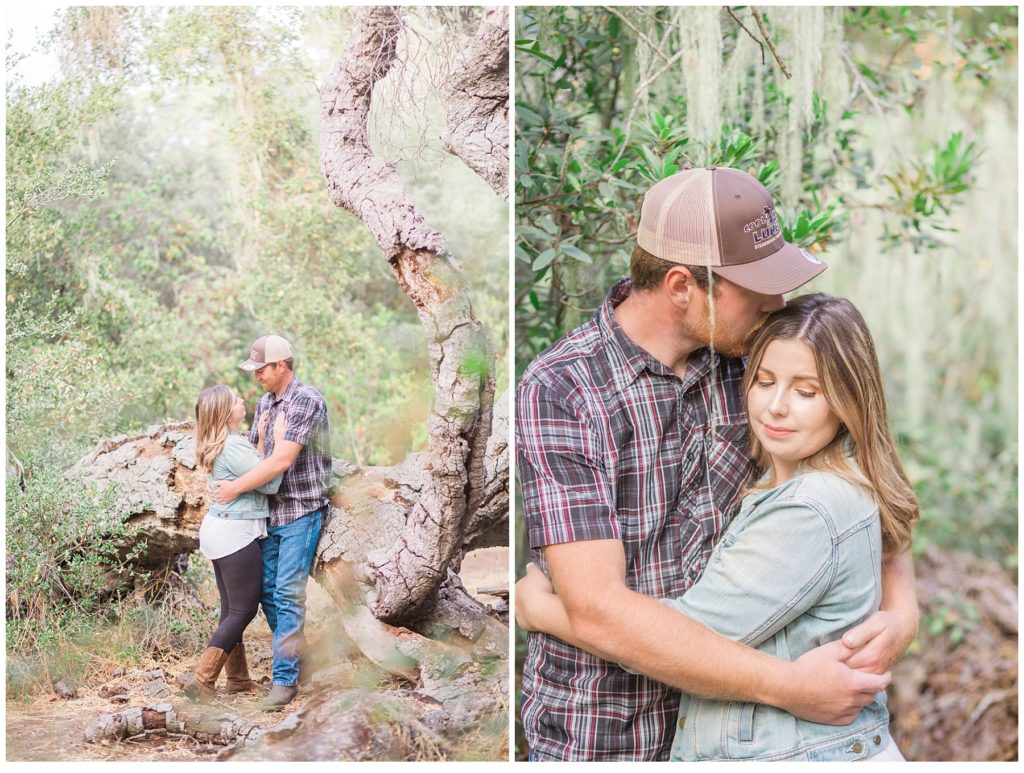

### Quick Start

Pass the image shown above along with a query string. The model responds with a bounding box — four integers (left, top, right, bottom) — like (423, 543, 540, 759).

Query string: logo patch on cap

(744, 206, 781, 249)
(800, 248, 823, 265)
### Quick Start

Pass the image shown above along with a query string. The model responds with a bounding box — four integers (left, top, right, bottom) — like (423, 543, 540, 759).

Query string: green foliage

(6, 7, 508, 701)
(6, 472, 147, 651)
(514, 10, 1016, 755)
(881, 132, 983, 250)
(514, 6, 1016, 566)
(7, 6, 506, 474)
(922, 593, 981, 647)
(515, 6, 844, 370)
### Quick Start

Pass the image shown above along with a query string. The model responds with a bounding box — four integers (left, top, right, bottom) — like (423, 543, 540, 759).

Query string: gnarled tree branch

(441, 6, 509, 200)
(318, 8, 503, 623)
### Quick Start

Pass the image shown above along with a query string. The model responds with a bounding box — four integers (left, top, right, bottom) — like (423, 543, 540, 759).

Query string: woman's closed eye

(796, 389, 817, 398)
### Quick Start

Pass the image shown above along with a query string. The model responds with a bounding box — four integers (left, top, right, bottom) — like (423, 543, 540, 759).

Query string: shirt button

(873, 736, 882, 746)
(678, 717, 686, 730)
(851, 742, 864, 754)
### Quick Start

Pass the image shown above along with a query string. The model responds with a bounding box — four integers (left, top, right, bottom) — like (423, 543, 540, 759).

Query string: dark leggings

(208, 539, 263, 651)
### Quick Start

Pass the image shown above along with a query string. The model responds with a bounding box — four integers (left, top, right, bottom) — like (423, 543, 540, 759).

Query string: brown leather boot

(182, 647, 229, 702)
(222, 642, 260, 694)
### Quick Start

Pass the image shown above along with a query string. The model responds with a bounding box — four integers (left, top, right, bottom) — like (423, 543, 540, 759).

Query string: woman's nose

(768, 391, 789, 415)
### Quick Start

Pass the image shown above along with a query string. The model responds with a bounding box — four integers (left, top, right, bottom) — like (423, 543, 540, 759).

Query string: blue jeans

(260, 509, 323, 686)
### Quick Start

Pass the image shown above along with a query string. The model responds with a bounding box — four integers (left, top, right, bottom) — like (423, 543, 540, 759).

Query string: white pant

(865, 739, 906, 762)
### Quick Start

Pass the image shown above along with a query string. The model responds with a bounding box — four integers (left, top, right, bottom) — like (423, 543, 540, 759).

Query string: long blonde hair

(194, 385, 236, 471)
(743, 294, 919, 557)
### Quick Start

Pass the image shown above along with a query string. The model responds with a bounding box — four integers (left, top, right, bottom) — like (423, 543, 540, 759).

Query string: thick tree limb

(441, 6, 509, 199)
(66, 413, 507, 615)
(319, 6, 500, 622)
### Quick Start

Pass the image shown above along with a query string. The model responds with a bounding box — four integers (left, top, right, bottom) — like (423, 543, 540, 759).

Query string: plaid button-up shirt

(516, 279, 754, 761)
(249, 376, 331, 528)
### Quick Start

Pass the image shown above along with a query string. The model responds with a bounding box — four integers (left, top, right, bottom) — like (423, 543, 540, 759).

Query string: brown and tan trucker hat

(637, 166, 826, 295)
(239, 335, 293, 372)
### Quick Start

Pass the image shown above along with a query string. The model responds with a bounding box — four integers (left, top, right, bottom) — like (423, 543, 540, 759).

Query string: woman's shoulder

(787, 469, 878, 526)
(215, 434, 259, 468)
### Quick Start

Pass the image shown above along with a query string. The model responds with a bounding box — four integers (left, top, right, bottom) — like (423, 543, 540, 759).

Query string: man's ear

(662, 265, 697, 309)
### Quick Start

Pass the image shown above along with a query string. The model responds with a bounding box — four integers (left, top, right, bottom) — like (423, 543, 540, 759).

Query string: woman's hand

(515, 562, 555, 631)
(272, 412, 287, 445)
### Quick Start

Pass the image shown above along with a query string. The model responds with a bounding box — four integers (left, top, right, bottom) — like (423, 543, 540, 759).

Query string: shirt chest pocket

(703, 421, 753, 525)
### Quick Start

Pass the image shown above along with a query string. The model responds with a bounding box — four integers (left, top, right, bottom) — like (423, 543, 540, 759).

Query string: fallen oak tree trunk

(68, 410, 508, 758)
(65, 403, 508, 634)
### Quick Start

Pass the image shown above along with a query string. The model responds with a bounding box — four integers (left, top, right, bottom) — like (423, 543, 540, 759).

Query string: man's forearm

(880, 549, 919, 645)
(230, 452, 292, 494)
(571, 584, 791, 705)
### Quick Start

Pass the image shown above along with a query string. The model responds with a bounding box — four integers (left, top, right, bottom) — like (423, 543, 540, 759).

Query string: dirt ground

(6, 546, 508, 762)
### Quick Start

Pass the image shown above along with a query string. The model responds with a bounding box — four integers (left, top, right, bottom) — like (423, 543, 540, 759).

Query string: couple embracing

(183, 335, 331, 711)
(516, 167, 920, 761)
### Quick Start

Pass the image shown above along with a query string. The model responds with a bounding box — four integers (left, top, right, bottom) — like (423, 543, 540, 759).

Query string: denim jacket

(206, 435, 283, 520)
(664, 466, 890, 761)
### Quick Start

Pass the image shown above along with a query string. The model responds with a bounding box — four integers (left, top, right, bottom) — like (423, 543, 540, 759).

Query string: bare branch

(751, 7, 792, 80)
(603, 7, 671, 65)
(726, 7, 766, 65)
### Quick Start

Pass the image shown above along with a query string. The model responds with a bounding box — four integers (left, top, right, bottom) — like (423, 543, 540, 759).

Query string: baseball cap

(637, 166, 827, 295)
(239, 335, 293, 372)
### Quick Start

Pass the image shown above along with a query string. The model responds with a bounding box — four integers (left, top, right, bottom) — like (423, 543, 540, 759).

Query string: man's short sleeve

(516, 377, 619, 549)
(283, 391, 325, 447)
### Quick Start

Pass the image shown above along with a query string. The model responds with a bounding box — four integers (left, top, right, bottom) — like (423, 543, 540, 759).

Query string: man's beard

(686, 299, 765, 358)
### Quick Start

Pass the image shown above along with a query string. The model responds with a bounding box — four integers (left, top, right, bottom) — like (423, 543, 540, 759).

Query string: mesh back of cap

(638, 170, 720, 266)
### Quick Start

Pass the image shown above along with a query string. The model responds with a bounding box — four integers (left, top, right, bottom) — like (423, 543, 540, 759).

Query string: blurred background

(5, 5, 507, 751)
(513, 6, 1016, 761)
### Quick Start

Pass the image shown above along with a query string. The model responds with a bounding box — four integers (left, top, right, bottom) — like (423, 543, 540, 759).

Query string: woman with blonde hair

(183, 385, 284, 701)
(517, 294, 919, 760)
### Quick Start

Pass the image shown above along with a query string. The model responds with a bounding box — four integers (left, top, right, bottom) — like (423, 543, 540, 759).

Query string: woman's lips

(763, 424, 795, 438)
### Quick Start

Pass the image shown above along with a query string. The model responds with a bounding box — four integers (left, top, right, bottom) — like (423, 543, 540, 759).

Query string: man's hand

(781, 639, 892, 724)
(842, 549, 918, 673)
(209, 478, 243, 505)
(841, 609, 914, 674)
(515, 562, 554, 631)
(272, 412, 286, 445)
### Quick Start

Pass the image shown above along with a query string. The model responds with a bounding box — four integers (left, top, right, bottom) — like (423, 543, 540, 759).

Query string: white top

(199, 513, 267, 560)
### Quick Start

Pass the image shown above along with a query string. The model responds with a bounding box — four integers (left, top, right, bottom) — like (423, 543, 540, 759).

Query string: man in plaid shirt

(211, 334, 331, 710)
(516, 168, 919, 760)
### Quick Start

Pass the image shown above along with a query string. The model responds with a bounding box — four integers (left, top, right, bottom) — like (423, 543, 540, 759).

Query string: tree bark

(441, 6, 510, 200)
(318, 5, 506, 623)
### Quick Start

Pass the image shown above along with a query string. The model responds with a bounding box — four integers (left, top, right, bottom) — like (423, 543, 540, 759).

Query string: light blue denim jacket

(665, 466, 890, 761)
(206, 435, 283, 520)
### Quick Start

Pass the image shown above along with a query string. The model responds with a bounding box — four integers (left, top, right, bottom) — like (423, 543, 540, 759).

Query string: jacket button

(851, 742, 864, 754)
(678, 717, 686, 730)
(873, 735, 882, 746)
